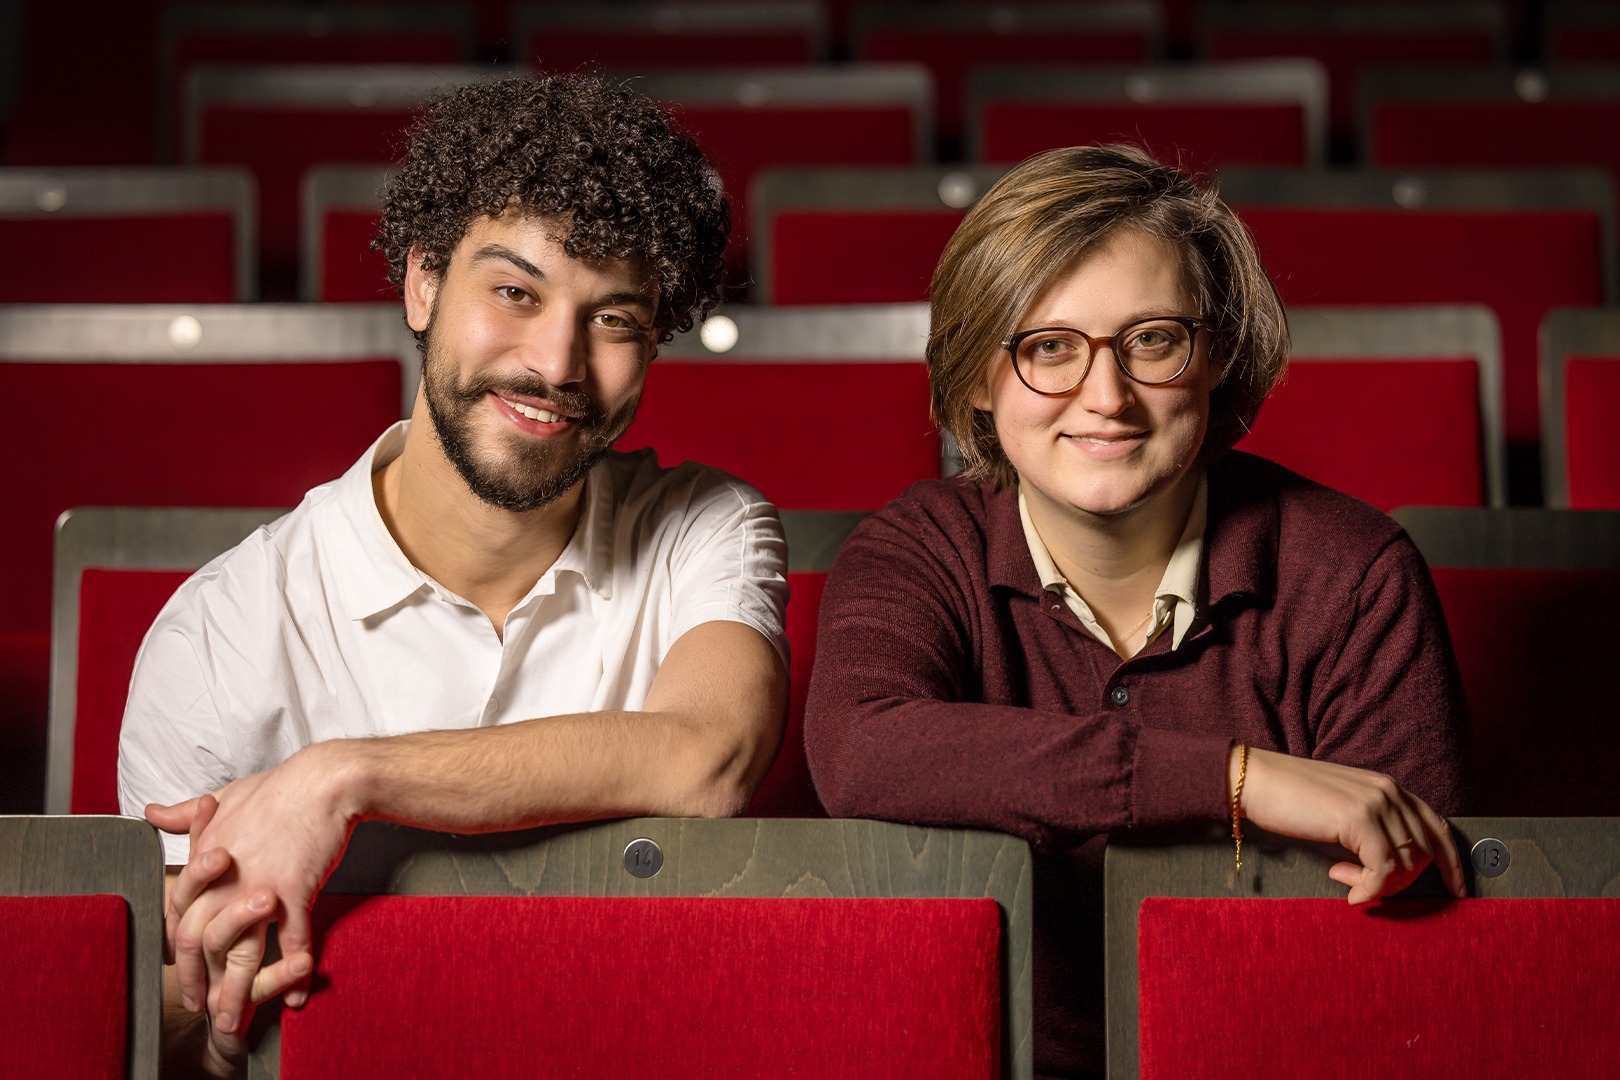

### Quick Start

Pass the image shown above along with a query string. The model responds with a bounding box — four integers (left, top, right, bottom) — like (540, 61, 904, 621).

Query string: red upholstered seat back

(667, 103, 919, 277)
(619, 360, 937, 510)
(523, 29, 814, 73)
(978, 101, 1308, 173)
(72, 569, 194, 815)
(0, 214, 237, 302)
(318, 207, 396, 303)
(771, 207, 966, 304)
(861, 27, 1150, 144)
(1371, 99, 1620, 207)
(3, 359, 397, 643)
(1237, 206, 1604, 445)
(1237, 357, 1485, 510)
(1563, 356, 1620, 509)
(0, 894, 129, 1080)
(1206, 26, 1494, 144)
(1429, 565, 1620, 815)
(1138, 897, 1620, 1079)
(747, 570, 828, 817)
(283, 894, 1001, 1080)
(198, 105, 422, 292)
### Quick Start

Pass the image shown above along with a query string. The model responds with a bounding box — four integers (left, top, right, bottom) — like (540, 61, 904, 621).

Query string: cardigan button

(1109, 685, 1130, 706)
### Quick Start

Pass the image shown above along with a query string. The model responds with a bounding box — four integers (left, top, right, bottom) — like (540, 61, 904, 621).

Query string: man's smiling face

(406, 212, 659, 513)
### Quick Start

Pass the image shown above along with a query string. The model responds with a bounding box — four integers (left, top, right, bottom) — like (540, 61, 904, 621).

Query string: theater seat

(47, 507, 285, 815)
(627, 68, 933, 281)
(746, 510, 867, 818)
(0, 814, 164, 1080)
(1219, 165, 1612, 501)
(620, 304, 938, 511)
(1108, 817, 1620, 1080)
(1, 166, 256, 302)
(1, 303, 412, 816)
(253, 817, 1034, 1079)
(969, 60, 1328, 172)
(751, 165, 1009, 304)
(515, 2, 825, 73)
(1393, 506, 1620, 816)
(300, 165, 396, 303)
(1540, 308, 1620, 510)
(1238, 305, 1506, 511)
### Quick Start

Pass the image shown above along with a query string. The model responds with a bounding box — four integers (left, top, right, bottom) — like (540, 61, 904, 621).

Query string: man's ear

(403, 245, 439, 333)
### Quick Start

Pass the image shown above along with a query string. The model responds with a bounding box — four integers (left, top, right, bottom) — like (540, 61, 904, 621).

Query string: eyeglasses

(1000, 316, 1207, 396)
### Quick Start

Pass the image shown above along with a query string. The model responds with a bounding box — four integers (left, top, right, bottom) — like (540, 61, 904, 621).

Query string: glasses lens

(1012, 329, 1090, 393)
(1117, 319, 1194, 384)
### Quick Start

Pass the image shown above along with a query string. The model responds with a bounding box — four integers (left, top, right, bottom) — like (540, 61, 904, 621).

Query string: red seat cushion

(771, 208, 966, 305)
(1563, 356, 1620, 509)
(1430, 566, 1620, 815)
(73, 569, 194, 815)
(620, 361, 937, 510)
(1139, 897, 1620, 1079)
(524, 29, 812, 73)
(1237, 357, 1484, 510)
(282, 894, 1001, 1080)
(0, 894, 129, 1080)
(1238, 205, 1604, 446)
(0, 215, 237, 302)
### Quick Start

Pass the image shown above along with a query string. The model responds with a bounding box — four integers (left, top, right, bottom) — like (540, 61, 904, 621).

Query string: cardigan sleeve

(1307, 533, 1469, 817)
(802, 492, 1232, 850)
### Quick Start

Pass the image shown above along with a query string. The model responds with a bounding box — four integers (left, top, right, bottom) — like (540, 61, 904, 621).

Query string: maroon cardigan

(803, 451, 1467, 1078)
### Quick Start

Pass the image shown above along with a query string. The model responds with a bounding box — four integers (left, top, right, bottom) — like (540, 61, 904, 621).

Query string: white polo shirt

(118, 422, 788, 862)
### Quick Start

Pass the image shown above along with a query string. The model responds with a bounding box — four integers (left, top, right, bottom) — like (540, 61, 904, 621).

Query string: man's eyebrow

(466, 245, 656, 311)
(599, 290, 657, 312)
(467, 243, 545, 281)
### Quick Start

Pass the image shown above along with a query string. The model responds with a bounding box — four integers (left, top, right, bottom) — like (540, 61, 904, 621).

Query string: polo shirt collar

(982, 451, 1276, 619)
(325, 421, 619, 621)
(325, 421, 431, 620)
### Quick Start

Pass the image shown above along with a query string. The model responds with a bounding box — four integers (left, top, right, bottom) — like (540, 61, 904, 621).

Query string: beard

(418, 316, 642, 513)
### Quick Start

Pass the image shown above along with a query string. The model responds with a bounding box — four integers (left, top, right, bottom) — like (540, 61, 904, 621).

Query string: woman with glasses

(803, 144, 1466, 1078)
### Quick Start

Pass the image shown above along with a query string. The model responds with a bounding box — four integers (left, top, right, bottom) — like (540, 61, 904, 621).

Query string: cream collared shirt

(1018, 477, 1207, 655)
(118, 421, 788, 863)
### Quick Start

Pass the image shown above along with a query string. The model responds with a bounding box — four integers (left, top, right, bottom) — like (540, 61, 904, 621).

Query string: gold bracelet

(1231, 742, 1248, 872)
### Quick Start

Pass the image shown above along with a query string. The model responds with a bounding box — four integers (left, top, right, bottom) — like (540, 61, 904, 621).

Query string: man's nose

(516, 313, 589, 386)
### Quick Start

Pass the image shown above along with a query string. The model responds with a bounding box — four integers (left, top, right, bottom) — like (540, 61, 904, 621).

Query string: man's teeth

(500, 396, 565, 423)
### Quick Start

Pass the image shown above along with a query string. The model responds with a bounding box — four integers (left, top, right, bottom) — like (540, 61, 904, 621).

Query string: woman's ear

(403, 245, 439, 333)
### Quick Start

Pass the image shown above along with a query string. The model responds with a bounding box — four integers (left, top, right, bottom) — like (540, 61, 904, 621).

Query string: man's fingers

(253, 951, 313, 1005)
(1419, 805, 1467, 898)
(205, 895, 272, 1036)
(145, 796, 205, 835)
(166, 845, 232, 968)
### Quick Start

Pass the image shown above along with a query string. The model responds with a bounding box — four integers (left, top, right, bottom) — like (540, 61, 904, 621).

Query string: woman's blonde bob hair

(928, 144, 1289, 489)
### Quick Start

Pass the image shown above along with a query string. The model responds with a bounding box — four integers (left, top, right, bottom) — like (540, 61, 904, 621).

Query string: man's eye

(498, 286, 530, 303)
(595, 313, 644, 336)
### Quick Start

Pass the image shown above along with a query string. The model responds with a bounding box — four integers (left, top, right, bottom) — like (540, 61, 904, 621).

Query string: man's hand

(1234, 746, 1467, 905)
(148, 742, 358, 1036)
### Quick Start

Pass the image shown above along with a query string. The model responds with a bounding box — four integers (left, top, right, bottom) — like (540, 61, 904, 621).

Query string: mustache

(454, 372, 606, 425)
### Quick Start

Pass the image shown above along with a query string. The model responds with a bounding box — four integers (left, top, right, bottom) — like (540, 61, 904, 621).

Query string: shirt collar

(323, 421, 619, 621)
(1015, 478, 1207, 651)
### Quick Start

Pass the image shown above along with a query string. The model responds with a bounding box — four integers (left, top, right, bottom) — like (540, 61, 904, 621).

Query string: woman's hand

(1233, 746, 1466, 904)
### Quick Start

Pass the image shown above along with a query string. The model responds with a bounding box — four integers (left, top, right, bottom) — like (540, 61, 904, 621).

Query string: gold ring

(1395, 837, 1416, 849)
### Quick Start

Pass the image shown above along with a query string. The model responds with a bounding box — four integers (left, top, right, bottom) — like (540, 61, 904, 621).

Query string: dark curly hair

(376, 73, 729, 341)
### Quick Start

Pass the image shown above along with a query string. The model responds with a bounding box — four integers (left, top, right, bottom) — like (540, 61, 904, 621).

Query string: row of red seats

(19, 811, 1613, 1079)
(7, 0, 1618, 163)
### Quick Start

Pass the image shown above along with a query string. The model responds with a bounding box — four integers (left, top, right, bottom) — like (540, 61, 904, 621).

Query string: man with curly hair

(118, 74, 788, 1077)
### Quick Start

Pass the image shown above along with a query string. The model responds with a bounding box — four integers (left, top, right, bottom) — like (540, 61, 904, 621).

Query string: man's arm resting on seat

(151, 618, 787, 1054)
